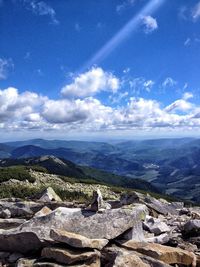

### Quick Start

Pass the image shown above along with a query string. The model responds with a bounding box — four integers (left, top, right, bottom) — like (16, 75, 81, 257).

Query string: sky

(1, 0, 200, 141)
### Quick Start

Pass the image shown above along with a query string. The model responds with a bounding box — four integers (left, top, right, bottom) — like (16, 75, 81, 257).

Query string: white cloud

(162, 77, 177, 88)
(143, 80, 155, 92)
(1, 69, 200, 135)
(116, 0, 135, 14)
(141, 15, 158, 34)
(128, 77, 155, 94)
(183, 92, 193, 100)
(61, 67, 120, 98)
(0, 87, 46, 123)
(123, 67, 130, 74)
(22, 0, 59, 24)
(0, 58, 14, 80)
(192, 2, 200, 21)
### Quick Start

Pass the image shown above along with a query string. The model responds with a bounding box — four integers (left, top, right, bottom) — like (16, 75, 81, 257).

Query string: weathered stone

(39, 187, 62, 202)
(17, 258, 36, 267)
(112, 252, 149, 267)
(0, 209, 11, 219)
(102, 245, 171, 267)
(146, 233, 169, 245)
(50, 229, 108, 250)
(19, 205, 147, 240)
(0, 200, 44, 218)
(120, 192, 178, 215)
(41, 247, 100, 265)
(34, 206, 52, 217)
(143, 216, 170, 235)
(183, 220, 200, 236)
(8, 252, 24, 263)
(0, 218, 26, 229)
(144, 195, 178, 216)
(118, 220, 145, 242)
(0, 231, 42, 253)
(120, 241, 196, 266)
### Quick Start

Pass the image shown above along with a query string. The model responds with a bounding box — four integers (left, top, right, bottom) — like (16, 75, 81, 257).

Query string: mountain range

(0, 137, 200, 203)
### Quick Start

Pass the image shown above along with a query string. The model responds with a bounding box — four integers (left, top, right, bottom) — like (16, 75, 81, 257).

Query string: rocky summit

(0, 187, 199, 266)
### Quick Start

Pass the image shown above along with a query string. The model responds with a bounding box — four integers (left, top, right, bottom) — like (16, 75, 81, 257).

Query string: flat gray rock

(18, 205, 147, 240)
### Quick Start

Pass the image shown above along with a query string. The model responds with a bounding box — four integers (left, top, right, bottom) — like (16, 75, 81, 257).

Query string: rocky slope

(0, 185, 199, 266)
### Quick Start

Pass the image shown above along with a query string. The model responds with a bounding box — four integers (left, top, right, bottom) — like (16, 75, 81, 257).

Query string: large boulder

(0, 231, 42, 253)
(120, 241, 196, 266)
(39, 187, 62, 202)
(18, 205, 147, 240)
(50, 229, 109, 250)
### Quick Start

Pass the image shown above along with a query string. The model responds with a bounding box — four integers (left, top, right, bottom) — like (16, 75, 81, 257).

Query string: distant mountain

(0, 144, 13, 158)
(1, 137, 200, 202)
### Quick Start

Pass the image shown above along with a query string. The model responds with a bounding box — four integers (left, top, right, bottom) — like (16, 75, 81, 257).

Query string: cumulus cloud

(141, 15, 158, 34)
(0, 87, 46, 123)
(61, 67, 120, 98)
(1, 69, 200, 134)
(0, 58, 14, 80)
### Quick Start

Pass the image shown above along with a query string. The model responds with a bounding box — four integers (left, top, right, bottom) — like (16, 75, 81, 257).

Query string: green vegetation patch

(0, 166, 35, 183)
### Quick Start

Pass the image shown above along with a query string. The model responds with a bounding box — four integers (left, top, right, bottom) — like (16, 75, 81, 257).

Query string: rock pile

(0, 188, 199, 266)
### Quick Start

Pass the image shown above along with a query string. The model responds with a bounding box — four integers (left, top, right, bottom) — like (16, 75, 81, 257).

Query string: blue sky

(1, 0, 200, 140)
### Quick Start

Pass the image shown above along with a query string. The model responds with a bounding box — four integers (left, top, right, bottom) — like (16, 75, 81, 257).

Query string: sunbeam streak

(81, 0, 166, 72)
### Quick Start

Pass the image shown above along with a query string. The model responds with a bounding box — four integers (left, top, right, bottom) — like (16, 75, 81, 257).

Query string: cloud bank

(1, 67, 200, 137)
